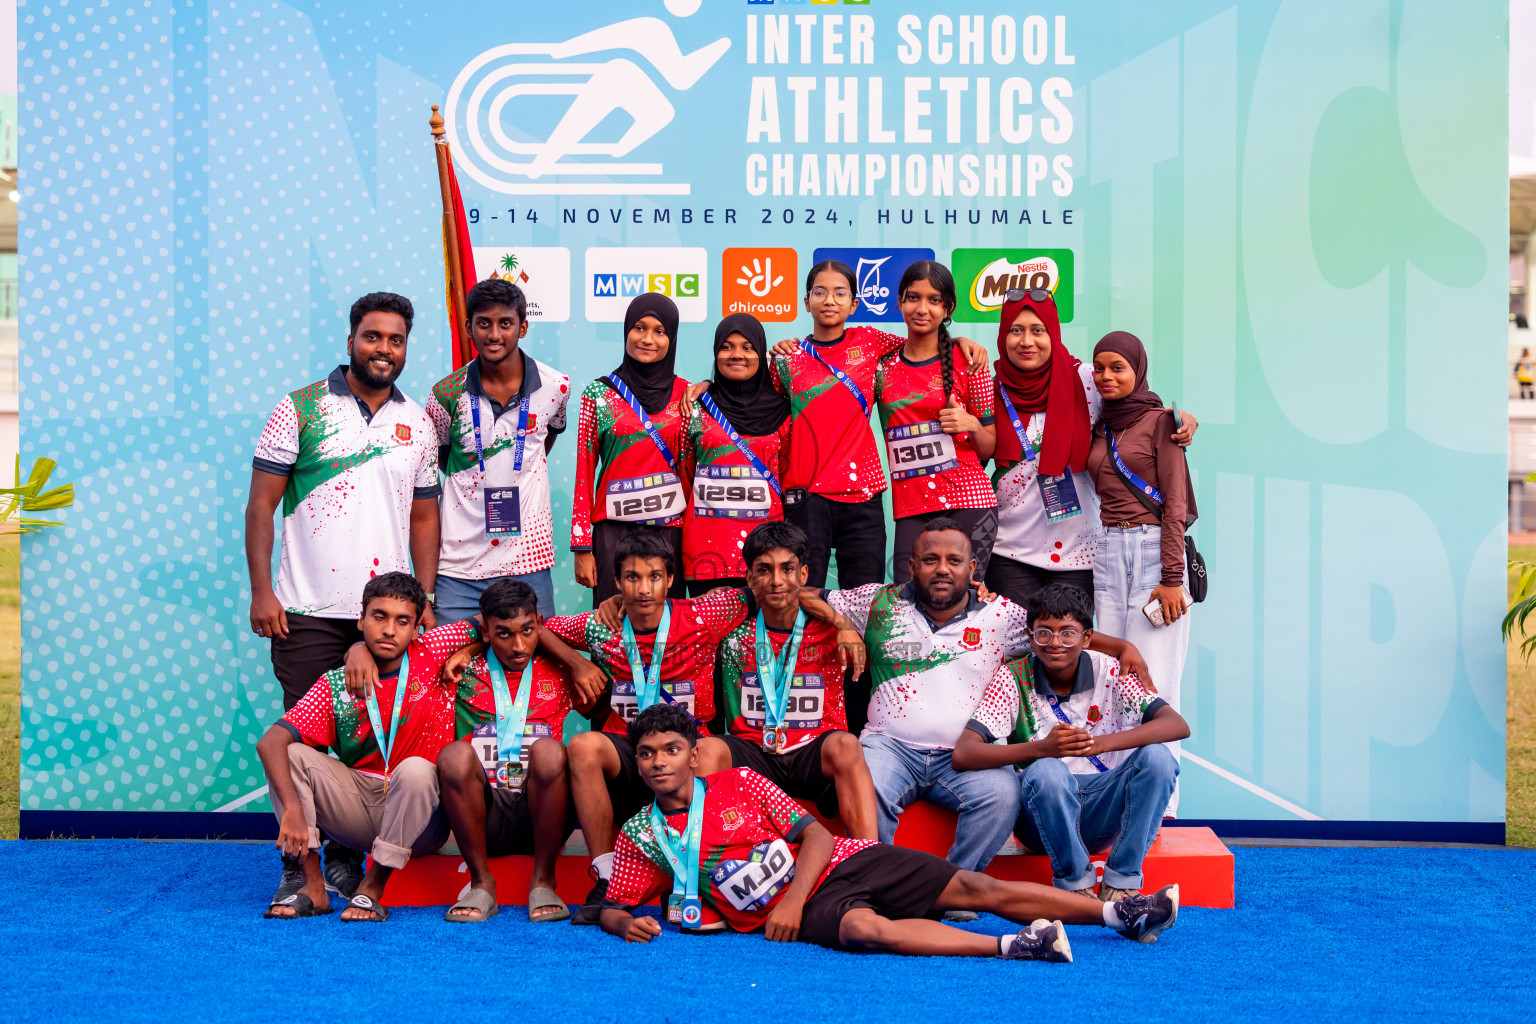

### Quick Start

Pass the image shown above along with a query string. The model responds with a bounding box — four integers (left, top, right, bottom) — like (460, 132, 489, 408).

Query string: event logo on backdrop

(14, 0, 1509, 838)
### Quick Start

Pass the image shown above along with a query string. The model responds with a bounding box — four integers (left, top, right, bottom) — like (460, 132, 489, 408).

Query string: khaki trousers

(267, 745, 450, 869)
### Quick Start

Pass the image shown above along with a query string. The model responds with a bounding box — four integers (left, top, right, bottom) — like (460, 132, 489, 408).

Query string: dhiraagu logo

(585, 246, 708, 322)
(950, 248, 1074, 324)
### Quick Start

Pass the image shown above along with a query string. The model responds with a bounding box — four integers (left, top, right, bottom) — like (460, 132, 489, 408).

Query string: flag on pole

(430, 104, 478, 370)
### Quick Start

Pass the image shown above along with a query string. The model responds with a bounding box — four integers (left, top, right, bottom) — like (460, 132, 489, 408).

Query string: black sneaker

(323, 842, 366, 899)
(1002, 919, 1072, 963)
(271, 854, 306, 905)
(571, 877, 609, 926)
(1111, 884, 1179, 943)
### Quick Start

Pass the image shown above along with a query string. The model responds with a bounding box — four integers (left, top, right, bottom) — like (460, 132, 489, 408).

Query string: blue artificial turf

(3, 839, 1532, 1022)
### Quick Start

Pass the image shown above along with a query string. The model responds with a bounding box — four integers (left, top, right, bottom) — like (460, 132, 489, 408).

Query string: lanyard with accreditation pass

(754, 609, 805, 753)
(486, 648, 535, 788)
(621, 602, 675, 713)
(362, 651, 409, 794)
(469, 386, 531, 537)
(651, 777, 707, 928)
(997, 387, 1083, 523)
(1044, 694, 1111, 773)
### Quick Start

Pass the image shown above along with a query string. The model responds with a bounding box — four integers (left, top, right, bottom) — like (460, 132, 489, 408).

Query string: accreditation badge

(485, 486, 522, 536)
(1038, 472, 1084, 522)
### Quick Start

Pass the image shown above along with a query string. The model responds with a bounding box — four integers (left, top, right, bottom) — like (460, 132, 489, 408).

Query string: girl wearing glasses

(874, 261, 1000, 584)
(570, 293, 691, 606)
(678, 313, 793, 594)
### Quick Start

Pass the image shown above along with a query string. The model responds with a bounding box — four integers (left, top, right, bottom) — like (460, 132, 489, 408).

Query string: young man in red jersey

(710, 520, 879, 840)
(599, 703, 1178, 958)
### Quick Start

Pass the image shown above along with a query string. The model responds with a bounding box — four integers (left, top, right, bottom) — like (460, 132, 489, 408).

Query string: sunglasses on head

(1006, 288, 1053, 303)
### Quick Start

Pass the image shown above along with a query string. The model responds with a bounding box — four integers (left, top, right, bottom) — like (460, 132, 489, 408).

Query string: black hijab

(706, 313, 789, 436)
(609, 292, 680, 415)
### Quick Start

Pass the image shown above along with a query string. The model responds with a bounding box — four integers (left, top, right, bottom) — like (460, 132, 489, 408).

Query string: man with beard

(836, 519, 1151, 909)
(246, 291, 441, 899)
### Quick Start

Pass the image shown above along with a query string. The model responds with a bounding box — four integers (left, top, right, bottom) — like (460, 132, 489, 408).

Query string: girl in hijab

(984, 289, 1101, 608)
(679, 313, 793, 593)
(1087, 332, 1198, 809)
(571, 293, 690, 606)
(874, 261, 999, 583)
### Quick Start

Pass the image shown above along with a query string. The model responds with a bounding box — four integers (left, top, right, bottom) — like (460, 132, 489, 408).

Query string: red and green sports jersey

(544, 590, 751, 734)
(680, 403, 792, 581)
(278, 619, 479, 777)
(453, 652, 576, 788)
(719, 598, 850, 752)
(570, 377, 691, 550)
(874, 347, 998, 519)
(606, 768, 877, 933)
(772, 326, 905, 503)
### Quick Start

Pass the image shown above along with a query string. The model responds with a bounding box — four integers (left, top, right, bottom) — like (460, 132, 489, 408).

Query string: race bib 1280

(741, 672, 826, 731)
(610, 677, 696, 724)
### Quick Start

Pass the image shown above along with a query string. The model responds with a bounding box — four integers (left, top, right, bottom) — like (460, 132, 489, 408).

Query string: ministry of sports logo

(810, 247, 934, 323)
(444, 2, 730, 196)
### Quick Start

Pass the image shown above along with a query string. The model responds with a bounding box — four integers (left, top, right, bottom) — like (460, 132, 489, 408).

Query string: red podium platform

(381, 800, 1235, 910)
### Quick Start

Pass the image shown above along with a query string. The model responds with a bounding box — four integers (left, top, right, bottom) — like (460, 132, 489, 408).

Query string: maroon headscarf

(1093, 331, 1164, 432)
(992, 292, 1091, 476)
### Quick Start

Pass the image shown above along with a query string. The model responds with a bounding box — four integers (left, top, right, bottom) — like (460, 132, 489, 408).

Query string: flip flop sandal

(264, 892, 333, 919)
(342, 893, 389, 922)
(528, 887, 570, 923)
(445, 887, 499, 924)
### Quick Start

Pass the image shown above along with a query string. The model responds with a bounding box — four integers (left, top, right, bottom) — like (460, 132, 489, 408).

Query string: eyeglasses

(1031, 627, 1082, 647)
(810, 287, 853, 302)
(1006, 288, 1053, 304)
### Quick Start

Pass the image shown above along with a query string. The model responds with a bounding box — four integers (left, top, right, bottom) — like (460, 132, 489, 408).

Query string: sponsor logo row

(473, 246, 1074, 325)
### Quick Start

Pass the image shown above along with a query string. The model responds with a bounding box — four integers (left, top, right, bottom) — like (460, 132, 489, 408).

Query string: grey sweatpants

(267, 745, 450, 869)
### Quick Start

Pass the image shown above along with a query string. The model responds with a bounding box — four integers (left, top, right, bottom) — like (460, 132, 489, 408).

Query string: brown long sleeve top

(1086, 408, 1193, 588)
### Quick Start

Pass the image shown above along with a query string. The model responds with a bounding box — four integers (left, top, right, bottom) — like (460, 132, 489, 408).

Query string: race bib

(471, 720, 554, 791)
(610, 677, 696, 724)
(692, 465, 773, 520)
(605, 472, 685, 525)
(709, 839, 797, 912)
(885, 421, 959, 481)
(741, 672, 826, 732)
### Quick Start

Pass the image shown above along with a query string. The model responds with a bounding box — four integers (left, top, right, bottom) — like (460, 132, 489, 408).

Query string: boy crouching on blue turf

(953, 583, 1190, 902)
(597, 703, 1179, 961)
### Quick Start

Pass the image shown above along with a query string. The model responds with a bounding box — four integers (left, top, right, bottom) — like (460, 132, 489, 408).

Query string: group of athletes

(247, 259, 1201, 963)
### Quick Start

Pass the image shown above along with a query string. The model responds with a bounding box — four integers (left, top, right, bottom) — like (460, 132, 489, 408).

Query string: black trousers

(784, 491, 887, 589)
(983, 554, 1094, 612)
(270, 613, 364, 710)
(588, 519, 687, 608)
(890, 506, 999, 585)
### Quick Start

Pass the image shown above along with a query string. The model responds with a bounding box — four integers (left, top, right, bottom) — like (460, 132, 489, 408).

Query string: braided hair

(898, 260, 961, 406)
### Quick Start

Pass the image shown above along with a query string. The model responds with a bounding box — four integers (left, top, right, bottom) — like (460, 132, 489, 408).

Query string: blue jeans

(860, 732, 1019, 872)
(1015, 744, 1178, 891)
(433, 570, 556, 625)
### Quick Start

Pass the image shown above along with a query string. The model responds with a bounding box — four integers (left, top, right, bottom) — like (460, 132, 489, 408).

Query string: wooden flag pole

(430, 104, 472, 367)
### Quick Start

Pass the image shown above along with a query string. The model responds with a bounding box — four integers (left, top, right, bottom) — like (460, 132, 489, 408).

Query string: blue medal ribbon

(698, 392, 783, 497)
(754, 609, 805, 736)
(604, 375, 681, 475)
(621, 601, 674, 713)
(1045, 694, 1111, 773)
(362, 651, 409, 786)
(1103, 424, 1163, 505)
(650, 777, 707, 927)
(799, 339, 869, 417)
(486, 649, 535, 783)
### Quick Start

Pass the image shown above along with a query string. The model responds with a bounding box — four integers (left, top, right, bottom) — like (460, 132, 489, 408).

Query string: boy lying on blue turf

(952, 583, 1190, 902)
(597, 702, 1179, 961)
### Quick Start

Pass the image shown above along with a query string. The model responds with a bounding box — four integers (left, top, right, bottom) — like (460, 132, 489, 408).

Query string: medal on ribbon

(650, 777, 706, 929)
(755, 609, 805, 754)
(362, 651, 409, 796)
(486, 647, 536, 790)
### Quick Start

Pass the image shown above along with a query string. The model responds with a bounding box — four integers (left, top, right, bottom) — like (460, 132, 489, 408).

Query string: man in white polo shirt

(836, 519, 1151, 885)
(245, 290, 442, 895)
(427, 278, 570, 621)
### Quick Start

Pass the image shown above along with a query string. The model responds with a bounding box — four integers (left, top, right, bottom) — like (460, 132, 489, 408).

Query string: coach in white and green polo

(245, 290, 442, 710)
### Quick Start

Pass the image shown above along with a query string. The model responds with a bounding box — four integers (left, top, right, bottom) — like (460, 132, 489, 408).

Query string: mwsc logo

(950, 248, 1075, 323)
(444, 2, 730, 196)
(810, 247, 934, 323)
(586, 247, 708, 322)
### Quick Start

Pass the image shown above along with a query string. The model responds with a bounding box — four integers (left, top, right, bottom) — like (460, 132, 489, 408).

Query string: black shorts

(484, 785, 536, 857)
(601, 731, 653, 827)
(720, 731, 840, 818)
(798, 845, 961, 950)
